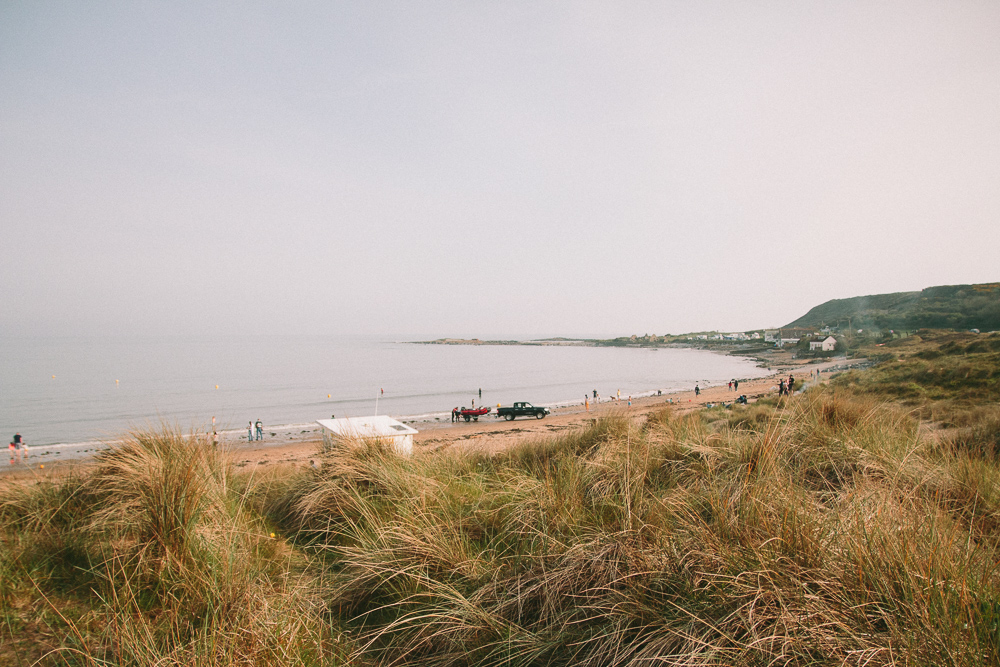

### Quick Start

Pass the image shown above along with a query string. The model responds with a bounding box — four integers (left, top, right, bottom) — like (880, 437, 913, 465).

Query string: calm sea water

(1, 335, 768, 447)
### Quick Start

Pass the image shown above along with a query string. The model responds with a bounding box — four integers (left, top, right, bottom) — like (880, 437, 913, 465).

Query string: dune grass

(259, 396, 997, 666)
(0, 429, 345, 666)
(3, 338, 1000, 664)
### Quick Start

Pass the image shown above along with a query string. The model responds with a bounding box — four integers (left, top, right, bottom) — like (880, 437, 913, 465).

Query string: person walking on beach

(695, 385, 700, 396)
(787, 375, 795, 394)
(248, 422, 254, 442)
(734, 379, 739, 391)
(778, 379, 786, 396)
(728, 381, 733, 391)
(255, 419, 263, 441)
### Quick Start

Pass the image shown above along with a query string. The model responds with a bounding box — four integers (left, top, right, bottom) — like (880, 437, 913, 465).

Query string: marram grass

(4, 382, 1000, 665)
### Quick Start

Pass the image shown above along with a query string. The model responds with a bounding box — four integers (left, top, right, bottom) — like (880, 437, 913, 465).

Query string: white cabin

(809, 336, 838, 352)
(316, 416, 417, 455)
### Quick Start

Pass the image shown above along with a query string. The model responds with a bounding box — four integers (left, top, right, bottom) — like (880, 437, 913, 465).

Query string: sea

(1, 335, 769, 456)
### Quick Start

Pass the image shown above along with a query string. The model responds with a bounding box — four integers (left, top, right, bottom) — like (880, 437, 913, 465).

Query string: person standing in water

(255, 419, 263, 441)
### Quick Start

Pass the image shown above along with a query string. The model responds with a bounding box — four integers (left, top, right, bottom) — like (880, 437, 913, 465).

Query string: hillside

(785, 282, 1000, 332)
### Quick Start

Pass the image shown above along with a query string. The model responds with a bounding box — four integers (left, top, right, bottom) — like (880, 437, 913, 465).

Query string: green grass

(3, 336, 1000, 664)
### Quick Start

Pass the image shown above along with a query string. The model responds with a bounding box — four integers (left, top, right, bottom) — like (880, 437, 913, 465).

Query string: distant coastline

(409, 335, 807, 374)
(411, 337, 597, 346)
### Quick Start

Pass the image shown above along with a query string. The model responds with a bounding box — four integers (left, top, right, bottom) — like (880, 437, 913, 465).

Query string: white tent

(316, 416, 417, 455)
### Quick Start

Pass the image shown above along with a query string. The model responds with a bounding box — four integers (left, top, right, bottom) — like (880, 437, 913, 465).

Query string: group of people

(8, 433, 27, 464)
(247, 419, 264, 441)
(778, 374, 796, 396)
(727, 379, 741, 391)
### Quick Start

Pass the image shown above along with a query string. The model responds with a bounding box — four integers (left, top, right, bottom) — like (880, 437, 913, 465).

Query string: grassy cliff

(785, 282, 1000, 332)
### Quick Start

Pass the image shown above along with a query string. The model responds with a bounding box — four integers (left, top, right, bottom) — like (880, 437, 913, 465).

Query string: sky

(2, 1, 999, 339)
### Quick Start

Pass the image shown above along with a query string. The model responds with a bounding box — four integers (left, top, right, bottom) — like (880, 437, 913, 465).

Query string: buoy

(39, 464, 44, 469)
(327, 394, 331, 398)
(270, 532, 276, 538)
(115, 379, 119, 386)
(51, 375, 55, 379)
(215, 385, 219, 389)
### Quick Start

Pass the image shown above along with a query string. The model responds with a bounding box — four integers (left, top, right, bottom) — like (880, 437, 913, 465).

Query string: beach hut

(316, 416, 417, 455)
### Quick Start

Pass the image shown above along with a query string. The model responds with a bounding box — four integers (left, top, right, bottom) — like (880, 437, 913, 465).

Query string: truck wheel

(505, 414, 515, 421)
(536, 412, 545, 419)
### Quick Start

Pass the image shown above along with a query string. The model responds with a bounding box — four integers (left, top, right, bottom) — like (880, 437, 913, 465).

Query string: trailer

(458, 406, 491, 422)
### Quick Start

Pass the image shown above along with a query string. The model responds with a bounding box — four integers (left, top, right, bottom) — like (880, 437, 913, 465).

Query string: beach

(2, 355, 867, 481)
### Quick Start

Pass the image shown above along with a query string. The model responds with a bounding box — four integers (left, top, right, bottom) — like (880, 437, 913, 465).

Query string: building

(316, 416, 417, 456)
(809, 336, 838, 352)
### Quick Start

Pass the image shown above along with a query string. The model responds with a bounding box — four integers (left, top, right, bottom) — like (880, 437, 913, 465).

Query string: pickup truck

(496, 402, 550, 421)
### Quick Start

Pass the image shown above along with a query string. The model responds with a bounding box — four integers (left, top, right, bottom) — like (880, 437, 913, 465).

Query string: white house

(764, 330, 780, 343)
(316, 416, 418, 456)
(809, 336, 838, 352)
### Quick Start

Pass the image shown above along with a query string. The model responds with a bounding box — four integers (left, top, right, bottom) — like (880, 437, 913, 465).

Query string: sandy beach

(1, 354, 867, 483)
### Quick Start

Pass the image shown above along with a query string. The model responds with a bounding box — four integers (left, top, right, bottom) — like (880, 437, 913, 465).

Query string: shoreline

(1, 355, 869, 481)
(7, 345, 782, 455)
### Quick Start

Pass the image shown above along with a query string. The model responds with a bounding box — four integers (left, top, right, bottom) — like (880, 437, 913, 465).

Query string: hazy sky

(3, 1, 998, 339)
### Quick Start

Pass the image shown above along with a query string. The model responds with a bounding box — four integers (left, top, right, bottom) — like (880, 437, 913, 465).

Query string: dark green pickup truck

(496, 402, 550, 421)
